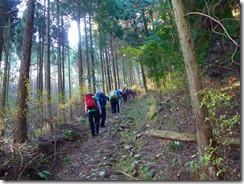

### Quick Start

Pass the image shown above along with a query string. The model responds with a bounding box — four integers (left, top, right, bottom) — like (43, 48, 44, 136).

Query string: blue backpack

(96, 92, 106, 108)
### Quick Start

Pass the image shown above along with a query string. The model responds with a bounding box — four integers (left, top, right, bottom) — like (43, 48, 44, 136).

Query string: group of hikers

(84, 88, 136, 137)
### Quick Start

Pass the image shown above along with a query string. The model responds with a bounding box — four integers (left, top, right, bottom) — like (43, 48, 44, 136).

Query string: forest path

(51, 96, 195, 181)
(52, 98, 153, 180)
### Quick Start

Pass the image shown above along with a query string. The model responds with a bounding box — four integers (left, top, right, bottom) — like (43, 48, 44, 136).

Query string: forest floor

(0, 88, 240, 181)
(49, 91, 240, 181)
(51, 97, 197, 181)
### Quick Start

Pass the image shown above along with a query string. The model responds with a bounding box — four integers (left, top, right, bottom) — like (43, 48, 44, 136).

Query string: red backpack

(85, 94, 98, 109)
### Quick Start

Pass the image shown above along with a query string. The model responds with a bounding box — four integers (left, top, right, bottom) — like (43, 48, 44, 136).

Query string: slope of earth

(52, 97, 197, 180)
(51, 91, 240, 181)
(0, 89, 240, 181)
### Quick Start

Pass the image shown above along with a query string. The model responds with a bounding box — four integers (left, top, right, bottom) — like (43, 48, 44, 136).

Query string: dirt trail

(53, 99, 143, 180)
(52, 97, 199, 181)
(51, 95, 240, 181)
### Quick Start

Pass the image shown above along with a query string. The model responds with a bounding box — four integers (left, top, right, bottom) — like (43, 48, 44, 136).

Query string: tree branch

(186, 11, 239, 47)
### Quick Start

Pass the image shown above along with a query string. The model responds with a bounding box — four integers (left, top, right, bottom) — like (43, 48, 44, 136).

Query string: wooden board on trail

(148, 130, 240, 148)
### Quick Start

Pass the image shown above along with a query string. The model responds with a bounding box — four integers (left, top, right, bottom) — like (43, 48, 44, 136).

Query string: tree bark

(140, 61, 147, 92)
(84, 14, 91, 92)
(148, 130, 240, 148)
(105, 46, 111, 92)
(0, 0, 4, 69)
(15, 0, 35, 143)
(56, 0, 62, 101)
(76, 12, 84, 96)
(172, 0, 217, 179)
(110, 35, 117, 90)
(88, 13, 96, 93)
(0, 14, 10, 119)
(45, 0, 53, 132)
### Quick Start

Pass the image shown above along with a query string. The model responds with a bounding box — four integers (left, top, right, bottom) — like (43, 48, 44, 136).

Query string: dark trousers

(88, 111, 100, 136)
(100, 107, 106, 127)
(116, 99, 120, 112)
(110, 99, 118, 114)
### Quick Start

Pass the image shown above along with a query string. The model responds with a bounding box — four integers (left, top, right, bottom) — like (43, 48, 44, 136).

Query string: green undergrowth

(127, 94, 158, 125)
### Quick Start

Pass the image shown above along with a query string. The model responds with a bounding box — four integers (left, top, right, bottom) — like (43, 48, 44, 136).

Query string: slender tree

(45, 0, 53, 132)
(76, 13, 84, 96)
(172, 0, 217, 179)
(0, 0, 4, 69)
(110, 35, 117, 89)
(0, 15, 11, 119)
(56, 0, 62, 101)
(84, 13, 91, 92)
(88, 13, 96, 93)
(14, 0, 36, 143)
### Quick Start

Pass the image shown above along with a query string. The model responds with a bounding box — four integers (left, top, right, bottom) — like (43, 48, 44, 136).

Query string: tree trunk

(0, 0, 4, 69)
(141, 8, 149, 37)
(88, 13, 96, 93)
(122, 56, 126, 86)
(172, 0, 217, 180)
(45, 0, 52, 132)
(140, 61, 147, 92)
(99, 44, 105, 92)
(114, 41, 120, 89)
(56, 0, 62, 101)
(0, 15, 10, 119)
(84, 14, 91, 92)
(37, 27, 44, 132)
(110, 35, 117, 90)
(148, 130, 240, 148)
(76, 12, 84, 96)
(105, 47, 111, 92)
(14, 0, 35, 143)
(67, 45, 72, 119)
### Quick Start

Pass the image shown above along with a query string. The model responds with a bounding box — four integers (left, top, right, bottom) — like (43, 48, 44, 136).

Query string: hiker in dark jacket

(85, 94, 102, 137)
(96, 92, 109, 127)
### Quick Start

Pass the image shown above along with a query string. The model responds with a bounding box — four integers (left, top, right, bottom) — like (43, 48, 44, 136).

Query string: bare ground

(0, 91, 240, 181)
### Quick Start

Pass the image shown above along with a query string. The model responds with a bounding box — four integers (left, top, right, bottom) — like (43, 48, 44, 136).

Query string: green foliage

(161, 71, 188, 95)
(199, 87, 240, 142)
(188, 85, 240, 178)
(168, 141, 183, 153)
(146, 103, 157, 120)
(127, 95, 157, 124)
(37, 170, 52, 180)
(63, 129, 74, 138)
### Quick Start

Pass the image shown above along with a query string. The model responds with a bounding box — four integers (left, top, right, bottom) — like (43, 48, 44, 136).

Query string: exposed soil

(0, 90, 240, 181)
(48, 97, 198, 181)
(50, 94, 240, 181)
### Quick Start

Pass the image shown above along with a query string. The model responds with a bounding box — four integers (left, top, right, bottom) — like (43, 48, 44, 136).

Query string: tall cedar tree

(14, 0, 35, 143)
(172, 0, 218, 179)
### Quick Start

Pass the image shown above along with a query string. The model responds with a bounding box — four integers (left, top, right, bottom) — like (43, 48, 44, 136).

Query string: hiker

(121, 88, 127, 103)
(115, 89, 122, 111)
(108, 90, 119, 114)
(85, 93, 102, 137)
(95, 91, 109, 127)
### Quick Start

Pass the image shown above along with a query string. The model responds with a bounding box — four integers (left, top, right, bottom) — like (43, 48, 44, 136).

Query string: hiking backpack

(85, 93, 97, 109)
(109, 90, 117, 100)
(96, 92, 106, 106)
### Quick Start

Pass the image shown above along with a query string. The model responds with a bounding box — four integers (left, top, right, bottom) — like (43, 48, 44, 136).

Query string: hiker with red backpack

(95, 92, 109, 127)
(85, 93, 102, 137)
